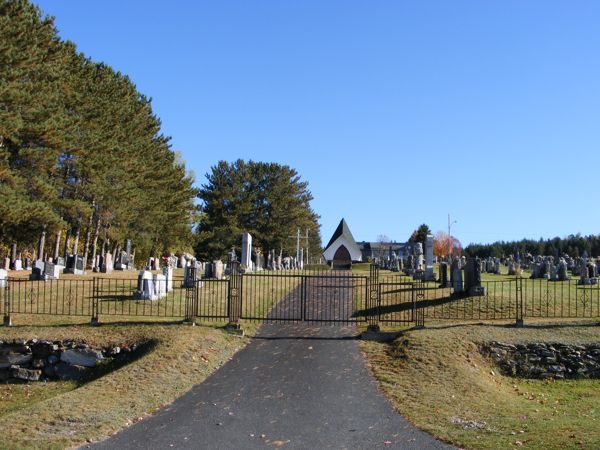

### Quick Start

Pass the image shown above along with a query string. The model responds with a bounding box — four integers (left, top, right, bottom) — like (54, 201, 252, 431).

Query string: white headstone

(0, 268, 7, 288)
(13, 259, 22, 271)
(153, 274, 167, 300)
(213, 260, 224, 279)
(299, 248, 304, 270)
(102, 252, 113, 273)
(163, 266, 173, 292)
(241, 232, 252, 271)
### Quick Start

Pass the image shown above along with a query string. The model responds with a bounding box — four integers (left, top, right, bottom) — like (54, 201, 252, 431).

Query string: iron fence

(1, 267, 600, 327)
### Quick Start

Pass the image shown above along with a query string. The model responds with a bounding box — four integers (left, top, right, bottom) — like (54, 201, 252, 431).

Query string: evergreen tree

(196, 160, 322, 260)
(408, 224, 431, 248)
(0, 0, 198, 263)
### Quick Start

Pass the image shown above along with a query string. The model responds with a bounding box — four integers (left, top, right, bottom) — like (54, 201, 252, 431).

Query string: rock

(0, 352, 32, 369)
(43, 365, 56, 378)
(31, 342, 59, 358)
(32, 358, 45, 369)
(10, 367, 42, 381)
(0, 369, 9, 381)
(60, 348, 103, 367)
(54, 362, 89, 381)
(104, 346, 120, 357)
(47, 355, 59, 365)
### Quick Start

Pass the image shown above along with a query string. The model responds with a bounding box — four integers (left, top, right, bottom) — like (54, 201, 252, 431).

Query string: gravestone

(153, 273, 167, 300)
(203, 263, 212, 279)
(179, 255, 186, 269)
(213, 260, 224, 279)
(451, 257, 463, 293)
(43, 261, 60, 280)
(299, 248, 304, 270)
(589, 264, 597, 278)
(93, 255, 102, 273)
(405, 255, 415, 275)
(65, 255, 85, 275)
(464, 257, 485, 296)
(134, 271, 155, 300)
(439, 262, 449, 287)
(241, 232, 253, 272)
(414, 243, 424, 271)
(2, 257, 9, 271)
(507, 261, 515, 276)
(254, 249, 263, 271)
(30, 260, 45, 280)
(0, 268, 7, 289)
(13, 259, 22, 271)
(424, 235, 435, 281)
(101, 252, 113, 273)
(558, 259, 569, 281)
(183, 265, 198, 288)
(549, 264, 558, 281)
(163, 266, 174, 292)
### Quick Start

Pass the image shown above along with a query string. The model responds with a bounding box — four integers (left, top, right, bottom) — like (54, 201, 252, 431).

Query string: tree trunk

(52, 229, 62, 261)
(37, 228, 46, 261)
(90, 218, 101, 270)
(63, 228, 72, 259)
(82, 209, 95, 269)
(111, 242, 119, 267)
(72, 227, 80, 256)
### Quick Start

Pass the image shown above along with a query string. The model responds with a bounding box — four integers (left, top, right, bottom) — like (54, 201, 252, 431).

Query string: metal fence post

(227, 261, 242, 330)
(367, 263, 380, 332)
(90, 277, 99, 326)
(2, 281, 11, 327)
(184, 267, 197, 324)
(515, 276, 524, 327)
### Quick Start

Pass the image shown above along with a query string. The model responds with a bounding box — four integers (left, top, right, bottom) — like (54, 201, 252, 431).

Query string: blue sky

(33, 1, 600, 246)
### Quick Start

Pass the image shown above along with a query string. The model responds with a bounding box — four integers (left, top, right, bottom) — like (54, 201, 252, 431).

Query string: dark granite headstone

(439, 262, 448, 287)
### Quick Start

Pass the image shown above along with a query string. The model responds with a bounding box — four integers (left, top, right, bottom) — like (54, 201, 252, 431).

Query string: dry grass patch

(0, 323, 244, 449)
(362, 320, 600, 450)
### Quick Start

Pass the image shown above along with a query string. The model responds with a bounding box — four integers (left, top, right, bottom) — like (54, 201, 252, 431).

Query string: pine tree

(196, 160, 322, 260)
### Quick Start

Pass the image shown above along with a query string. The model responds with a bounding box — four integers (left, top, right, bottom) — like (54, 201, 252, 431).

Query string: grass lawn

(0, 322, 245, 449)
(362, 320, 600, 450)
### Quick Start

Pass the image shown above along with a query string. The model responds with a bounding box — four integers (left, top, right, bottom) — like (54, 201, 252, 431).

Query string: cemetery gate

(190, 262, 423, 327)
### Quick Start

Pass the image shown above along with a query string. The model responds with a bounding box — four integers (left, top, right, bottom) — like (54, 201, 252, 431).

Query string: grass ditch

(0, 323, 245, 449)
(361, 320, 600, 449)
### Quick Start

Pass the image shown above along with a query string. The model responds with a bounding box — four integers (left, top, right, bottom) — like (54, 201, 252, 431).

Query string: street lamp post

(448, 213, 457, 261)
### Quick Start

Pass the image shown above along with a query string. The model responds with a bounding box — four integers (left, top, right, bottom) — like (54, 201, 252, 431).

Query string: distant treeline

(0, 1, 197, 264)
(464, 234, 600, 259)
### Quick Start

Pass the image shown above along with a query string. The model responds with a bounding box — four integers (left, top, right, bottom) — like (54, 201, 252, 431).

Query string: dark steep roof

(324, 218, 358, 251)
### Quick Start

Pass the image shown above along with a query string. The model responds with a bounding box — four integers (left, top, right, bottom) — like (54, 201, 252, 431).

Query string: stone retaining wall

(0, 339, 136, 382)
(482, 341, 600, 380)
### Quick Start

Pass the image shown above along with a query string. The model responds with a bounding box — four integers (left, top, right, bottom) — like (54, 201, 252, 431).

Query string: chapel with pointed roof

(322, 218, 363, 269)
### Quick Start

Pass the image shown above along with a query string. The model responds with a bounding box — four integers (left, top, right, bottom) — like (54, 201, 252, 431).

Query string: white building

(322, 219, 362, 269)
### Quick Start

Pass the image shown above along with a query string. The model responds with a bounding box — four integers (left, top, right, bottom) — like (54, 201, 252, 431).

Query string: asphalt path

(86, 322, 452, 450)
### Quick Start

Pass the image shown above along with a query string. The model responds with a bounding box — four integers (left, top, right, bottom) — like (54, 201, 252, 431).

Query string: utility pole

(288, 228, 310, 263)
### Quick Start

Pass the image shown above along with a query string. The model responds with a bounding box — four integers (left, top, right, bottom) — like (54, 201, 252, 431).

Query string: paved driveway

(87, 323, 452, 449)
